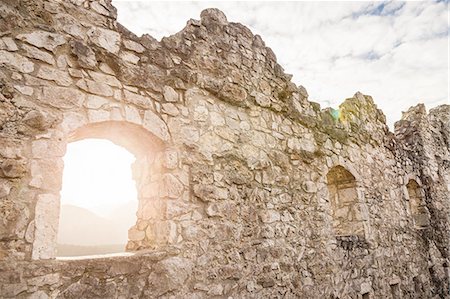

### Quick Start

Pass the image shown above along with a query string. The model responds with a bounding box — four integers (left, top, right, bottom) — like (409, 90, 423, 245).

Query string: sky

(113, 0, 449, 128)
(61, 139, 137, 217)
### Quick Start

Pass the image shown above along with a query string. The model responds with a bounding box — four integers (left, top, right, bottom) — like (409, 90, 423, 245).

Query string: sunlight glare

(60, 139, 137, 218)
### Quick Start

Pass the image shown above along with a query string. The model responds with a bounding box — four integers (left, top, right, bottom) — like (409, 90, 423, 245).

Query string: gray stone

(120, 51, 140, 64)
(28, 291, 49, 299)
(32, 194, 59, 259)
(36, 65, 72, 86)
(16, 31, 66, 52)
(1, 159, 26, 178)
(88, 70, 122, 87)
(70, 40, 97, 69)
(163, 150, 178, 169)
(0, 179, 11, 198)
(88, 109, 110, 123)
(0, 50, 34, 73)
(40, 86, 84, 109)
(201, 8, 228, 26)
(31, 140, 65, 158)
(84, 95, 109, 109)
(219, 82, 247, 104)
(161, 174, 184, 199)
(124, 90, 153, 109)
(302, 181, 317, 193)
(148, 257, 193, 296)
(162, 103, 179, 116)
(0, 37, 18, 51)
(128, 227, 145, 241)
(87, 27, 121, 54)
(163, 86, 179, 102)
(143, 110, 170, 141)
(23, 110, 55, 130)
(287, 136, 317, 154)
(253, 91, 271, 108)
(14, 85, 34, 96)
(259, 210, 280, 223)
(180, 126, 199, 146)
(123, 39, 145, 53)
(76, 79, 113, 97)
(124, 105, 142, 124)
(21, 44, 55, 65)
(91, 1, 111, 16)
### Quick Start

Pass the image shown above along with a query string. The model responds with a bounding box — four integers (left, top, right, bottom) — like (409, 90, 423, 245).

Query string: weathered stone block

(0, 179, 11, 198)
(40, 86, 84, 109)
(88, 109, 110, 123)
(161, 174, 184, 199)
(0, 50, 34, 73)
(162, 103, 179, 116)
(163, 150, 178, 169)
(143, 110, 170, 141)
(84, 95, 109, 109)
(120, 51, 140, 64)
(128, 227, 145, 241)
(16, 31, 66, 52)
(163, 86, 179, 102)
(21, 44, 55, 65)
(70, 40, 97, 69)
(32, 194, 59, 259)
(193, 184, 229, 201)
(1, 159, 26, 178)
(124, 105, 142, 124)
(76, 79, 113, 97)
(30, 159, 63, 191)
(147, 257, 193, 296)
(218, 82, 247, 104)
(123, 39, 145, 53)
(36, 65, 72, 86)
(123, 90, 153, 109)
(0, 37, 18, 51)
(259, 210, 280, 223)
(88, 70, 122, 87)
(31, 140, 65, 159)
(87, 27, 121, 54)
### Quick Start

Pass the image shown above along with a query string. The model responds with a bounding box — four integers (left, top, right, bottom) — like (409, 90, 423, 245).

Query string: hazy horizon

(57, 201, 137, 256)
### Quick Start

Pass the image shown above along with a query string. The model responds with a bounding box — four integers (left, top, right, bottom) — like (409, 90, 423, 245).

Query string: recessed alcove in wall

(31, 121, 167, 260)
(406, 179, 430, 228)
(326, 165, 365, 237)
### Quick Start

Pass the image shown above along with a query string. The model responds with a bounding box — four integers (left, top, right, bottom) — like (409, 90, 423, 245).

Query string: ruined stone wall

(0, 0, 448, 298)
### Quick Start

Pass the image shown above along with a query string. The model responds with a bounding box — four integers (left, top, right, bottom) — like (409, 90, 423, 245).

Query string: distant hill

(57, 202, 137, 256)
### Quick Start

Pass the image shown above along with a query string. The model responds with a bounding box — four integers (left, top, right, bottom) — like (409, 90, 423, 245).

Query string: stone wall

(0, 0, 449, 298)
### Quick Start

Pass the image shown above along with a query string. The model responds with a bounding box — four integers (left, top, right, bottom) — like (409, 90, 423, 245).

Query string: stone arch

(326, 165, 366, 237)
(31, 119, 172, 259)
(405, 179, 430, 228)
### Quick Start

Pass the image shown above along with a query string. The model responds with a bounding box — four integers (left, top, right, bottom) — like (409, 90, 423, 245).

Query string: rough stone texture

(0, 1, 449, 298)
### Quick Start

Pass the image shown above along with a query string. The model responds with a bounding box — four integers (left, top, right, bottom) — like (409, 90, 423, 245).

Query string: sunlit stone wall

(0, 1, 449, 298)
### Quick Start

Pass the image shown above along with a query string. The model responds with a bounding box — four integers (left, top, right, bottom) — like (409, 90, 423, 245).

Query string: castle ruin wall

(0, 1, 449, 298)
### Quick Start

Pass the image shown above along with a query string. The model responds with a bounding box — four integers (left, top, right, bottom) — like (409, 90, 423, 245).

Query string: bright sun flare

(60, 139, 137, 217)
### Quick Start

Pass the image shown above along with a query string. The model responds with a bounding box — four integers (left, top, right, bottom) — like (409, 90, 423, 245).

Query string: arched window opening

(57, 139, 138, 257)
(406, 179, 430, 228)
(31, 121, 167, 260)
(326, 165, 364, 237)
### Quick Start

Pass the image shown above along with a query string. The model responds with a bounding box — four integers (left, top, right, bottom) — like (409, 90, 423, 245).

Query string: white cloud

(113, 1, 449, 128)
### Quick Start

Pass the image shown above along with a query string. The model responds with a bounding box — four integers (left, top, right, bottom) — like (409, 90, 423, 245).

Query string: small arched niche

(406, 179, 430, 228)
(326, 165, 365, 237)
(31, 121, 168, 260)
